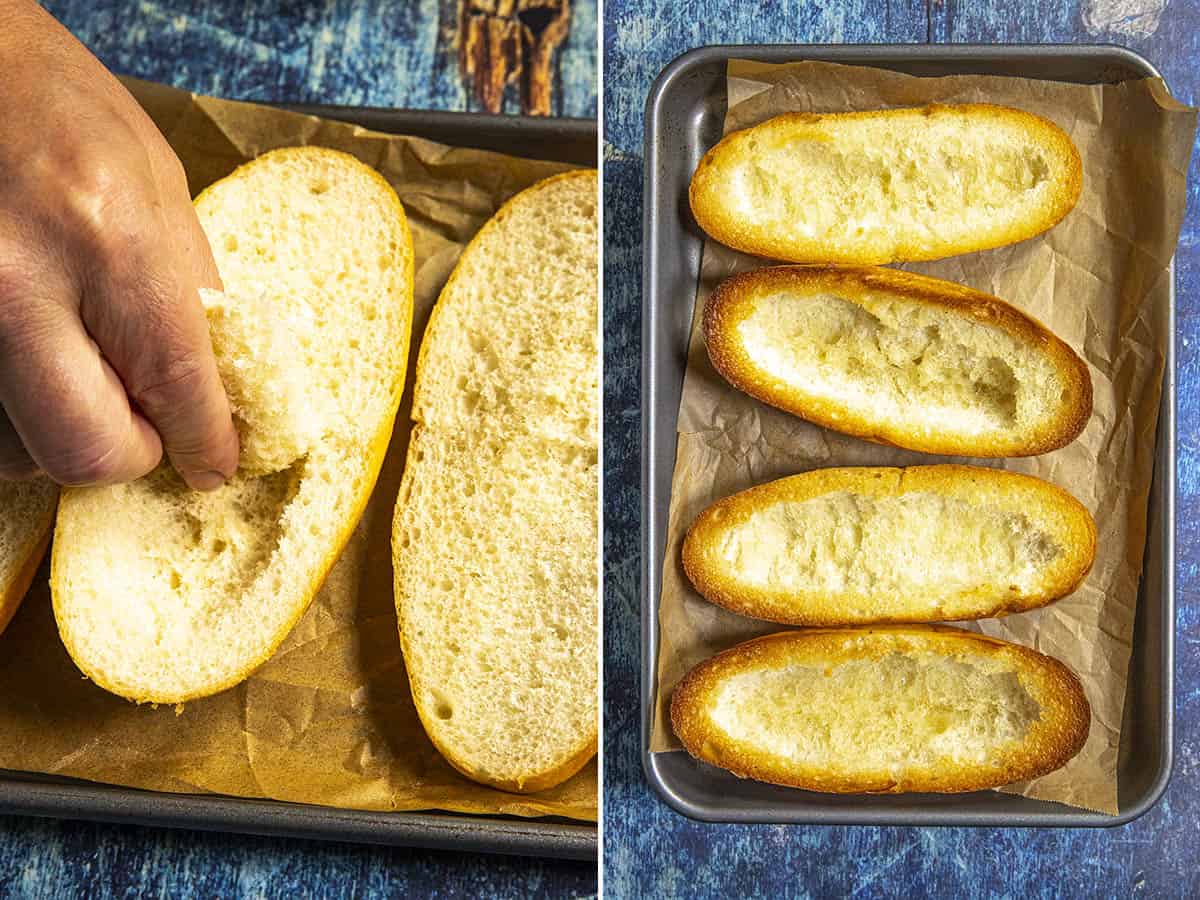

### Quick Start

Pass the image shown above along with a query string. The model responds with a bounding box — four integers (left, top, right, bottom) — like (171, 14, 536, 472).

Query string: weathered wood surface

(457, 0, 572, 114)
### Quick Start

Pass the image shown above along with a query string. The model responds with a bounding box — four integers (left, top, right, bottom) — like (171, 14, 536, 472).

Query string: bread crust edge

(0, 500, 57, 636)
(689, 103, 1084, 265)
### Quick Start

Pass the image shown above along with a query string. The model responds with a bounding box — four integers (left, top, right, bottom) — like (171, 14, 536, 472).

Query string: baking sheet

(648, 58, 1196, 815)
(0, 79, 597, 825)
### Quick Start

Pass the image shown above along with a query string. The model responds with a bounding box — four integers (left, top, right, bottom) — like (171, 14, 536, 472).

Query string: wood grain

(456, 0, 571, 114)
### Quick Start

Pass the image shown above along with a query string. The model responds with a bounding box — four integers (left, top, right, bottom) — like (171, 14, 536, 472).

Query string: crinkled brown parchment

(650, 59, 1196, 815)
(0, 78, 595, 822)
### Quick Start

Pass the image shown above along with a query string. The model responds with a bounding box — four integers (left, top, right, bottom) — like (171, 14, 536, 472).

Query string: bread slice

(683, 465, 1095, 625)
(671, 626, 1091, 794)
(0, 479, 58, 635)
(392, 170, 598, 793)
(51, 147, 414, 703)
(690, 104, 1082, 265)
(703, 266, 1092, 457)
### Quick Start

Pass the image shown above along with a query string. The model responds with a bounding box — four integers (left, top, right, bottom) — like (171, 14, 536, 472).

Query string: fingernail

(188, 469, 228, 492)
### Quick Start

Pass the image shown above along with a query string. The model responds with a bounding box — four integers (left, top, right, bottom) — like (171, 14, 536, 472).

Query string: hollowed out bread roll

(393, 171, 599, 793)
(690, 104, 1082, 264)
(682, 465, 1096, 625)
(200, 286, 329, 476)
(52, 148, 414, 703)
(671, 626, 1091, 794)
(0, 479, 58, 636)
(703, 266, 1092, 457)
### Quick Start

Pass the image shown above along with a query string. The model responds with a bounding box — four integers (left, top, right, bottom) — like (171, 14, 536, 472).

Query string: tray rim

(277, 103, 595, 138)
(640, 41, 1176, 828)
(0, 100, 598, 862)
(0, 772, 598, 859)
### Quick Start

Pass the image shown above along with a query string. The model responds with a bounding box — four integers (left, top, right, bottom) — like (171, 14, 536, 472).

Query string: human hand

(0, 0, 238, 489)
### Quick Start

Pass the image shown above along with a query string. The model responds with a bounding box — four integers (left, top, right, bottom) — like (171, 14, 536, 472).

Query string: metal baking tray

(641, 44, 1174, 827)
(0, 104, 597, 861)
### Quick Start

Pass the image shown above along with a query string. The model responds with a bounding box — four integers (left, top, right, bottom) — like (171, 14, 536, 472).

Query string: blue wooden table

(604, 2, 1200, 897)
(0, 3, 596, 897)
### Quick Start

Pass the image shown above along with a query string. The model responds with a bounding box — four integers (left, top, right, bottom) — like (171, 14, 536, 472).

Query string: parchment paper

(0, 78, 595, 821)
(650, 59, 1196, 815)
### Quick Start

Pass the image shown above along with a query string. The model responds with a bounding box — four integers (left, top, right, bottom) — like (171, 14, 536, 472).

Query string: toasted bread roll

(671, 626, 1091, 794)
(703, 266, 1092, 457)
(683, 465, 1096, 625)
(690, 104, 1082, 264)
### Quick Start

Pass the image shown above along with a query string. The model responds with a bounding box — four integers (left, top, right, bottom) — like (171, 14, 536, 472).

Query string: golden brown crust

(689, 103, 1083, 265)
(682, 464, 1097, 626)
(670, 626, 1092, 794)
(703, 265, 1093, 457)
(51, 147, 415, 704)
(396, 170, 598, 794)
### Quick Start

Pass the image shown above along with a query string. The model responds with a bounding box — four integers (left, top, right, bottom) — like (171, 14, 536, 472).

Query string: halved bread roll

(671, 626, 1091, 794)
(52, 148, 414, 703)
(683, 465, 1096, 625)
(690, 104, 1082, 264)
(703, 265, 1092, 457)
(393, 171, 599, 793)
